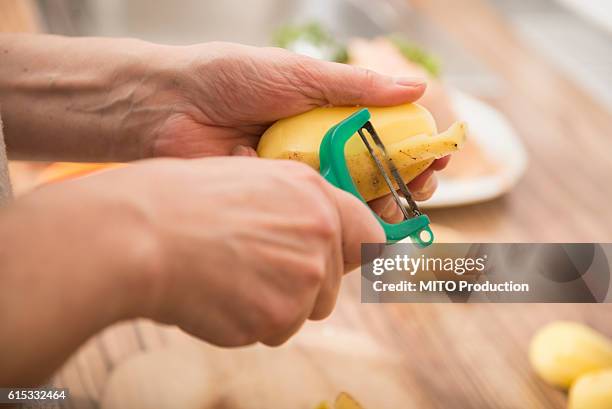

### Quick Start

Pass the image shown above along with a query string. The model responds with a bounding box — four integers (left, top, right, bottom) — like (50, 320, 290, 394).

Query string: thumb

(329, 187, 385, 265)
(309, 59, 427, 107)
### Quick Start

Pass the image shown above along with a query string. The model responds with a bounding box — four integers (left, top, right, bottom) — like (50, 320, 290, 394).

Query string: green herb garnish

(272, 23, 441, 76)
(388, 36, 441, 78)
(273, 22, 348, 63)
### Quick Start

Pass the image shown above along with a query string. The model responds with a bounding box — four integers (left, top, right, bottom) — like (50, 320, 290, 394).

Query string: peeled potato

(529, 321, 612, 389)
(209, 345, 333, 409)
(568, 369, 612, 409)
(258, 103, 466, 201)
(100, 346, 217, 409)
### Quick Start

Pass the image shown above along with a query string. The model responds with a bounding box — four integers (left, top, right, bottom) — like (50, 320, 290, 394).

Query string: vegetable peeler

(319, 108, 434, 247)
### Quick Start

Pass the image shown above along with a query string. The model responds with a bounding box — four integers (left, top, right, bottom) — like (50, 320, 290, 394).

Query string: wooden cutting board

(100, 327, 417, 409)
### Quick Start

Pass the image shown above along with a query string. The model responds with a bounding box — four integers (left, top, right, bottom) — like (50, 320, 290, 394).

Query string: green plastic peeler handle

(319, 108, 434, 247)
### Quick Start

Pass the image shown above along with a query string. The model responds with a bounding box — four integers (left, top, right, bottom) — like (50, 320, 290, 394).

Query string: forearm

(0, 34, 177, 162)
(0, 182, 150, 385)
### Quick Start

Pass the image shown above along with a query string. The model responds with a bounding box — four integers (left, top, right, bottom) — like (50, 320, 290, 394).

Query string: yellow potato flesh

(257, 104, 466, 201)
(335, 392, 365, 409)
(529, 321, 612, 389)
(568, 369, 612, 409)
(313, 393, 366, 409)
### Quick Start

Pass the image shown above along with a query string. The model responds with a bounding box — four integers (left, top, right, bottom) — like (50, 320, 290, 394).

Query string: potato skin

(529, 321, 612, 389)
(258, 104, 465, 201)
(568, 370, 612, 409)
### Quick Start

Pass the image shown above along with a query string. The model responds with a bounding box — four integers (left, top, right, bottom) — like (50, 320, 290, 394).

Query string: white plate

(421, 91, 528, 209)
(555, 0, 612, 34)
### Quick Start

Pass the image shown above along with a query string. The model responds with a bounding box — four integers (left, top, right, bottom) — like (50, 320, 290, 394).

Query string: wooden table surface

(6, 0, 611, 407)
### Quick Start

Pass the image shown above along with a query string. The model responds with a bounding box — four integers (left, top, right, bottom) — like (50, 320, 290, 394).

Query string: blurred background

(37, 0, 612, 110)
(2, 1, 612, 408)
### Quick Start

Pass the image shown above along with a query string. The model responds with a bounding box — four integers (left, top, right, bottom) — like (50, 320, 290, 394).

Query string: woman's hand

(112, 158, 384, 346)
(232, 143, 450, 221)
(0, 35, 448, 202)
(0, 157, 384, 384)
(148, 42, 449, 208)
(147, 42, 426, 157)
(147, 41, 449, 202)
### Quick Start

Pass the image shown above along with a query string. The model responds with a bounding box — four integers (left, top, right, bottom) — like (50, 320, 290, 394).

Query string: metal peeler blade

(357, 121, 422, 219)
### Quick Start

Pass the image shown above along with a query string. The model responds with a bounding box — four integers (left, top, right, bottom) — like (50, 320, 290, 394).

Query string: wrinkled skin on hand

(147, 42, 449, 217)
(152, 43, 423, 157)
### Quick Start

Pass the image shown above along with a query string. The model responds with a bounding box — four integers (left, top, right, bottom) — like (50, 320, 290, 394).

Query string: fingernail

(394, 76, 426, 87)
(231, 145, 256, 157)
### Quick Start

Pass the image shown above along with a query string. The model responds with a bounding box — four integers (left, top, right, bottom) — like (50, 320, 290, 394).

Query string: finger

(309, 227, 344, 320)
(308, 59, 427, 107)
(430, 155, 451, 171)
(368, 195, 392, 216)
(368, 195, 404, 224)
(308, 183, 383, 325)
(328, 187, 385, 265)
(407, 168, 434, 193)
(231, 145, 258, 157)
(411, 174, 438, 201)
(261, 307, 310, 346)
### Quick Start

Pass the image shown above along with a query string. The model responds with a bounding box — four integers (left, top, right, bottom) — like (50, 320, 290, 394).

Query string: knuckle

(310, 305, 334, 321)
(236, 322, 265, 346)
(298, 258, 327, 288)
(346, 67, 378, 104)
(262, 336, 290, 347)
(311, 214, 338, 240)
(261, 300, 297, 330)
(334, 67, 376, 104)
(280, 53, 325, 91)
(231, 330, 259, 347)
(263, 45, 303, 63)
(360, 67, 379, 90)
(308, 201, 341, 242)
(286, 160, 322, 182)
(275, 160, 309, 176)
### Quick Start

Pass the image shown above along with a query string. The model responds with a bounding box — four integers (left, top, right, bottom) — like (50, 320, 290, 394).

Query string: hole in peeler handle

(411, 226, 434, 248)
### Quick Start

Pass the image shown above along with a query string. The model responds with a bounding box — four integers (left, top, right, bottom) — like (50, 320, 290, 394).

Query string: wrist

(0, 34, 176, 161)
(0, 177, 164, 384)
(123, 42, 218, 159)
(56, 169, 170, 321)
(1, 178, 161, 325)
(63, 176, 167, 322)
(105, 41, 187, 161)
